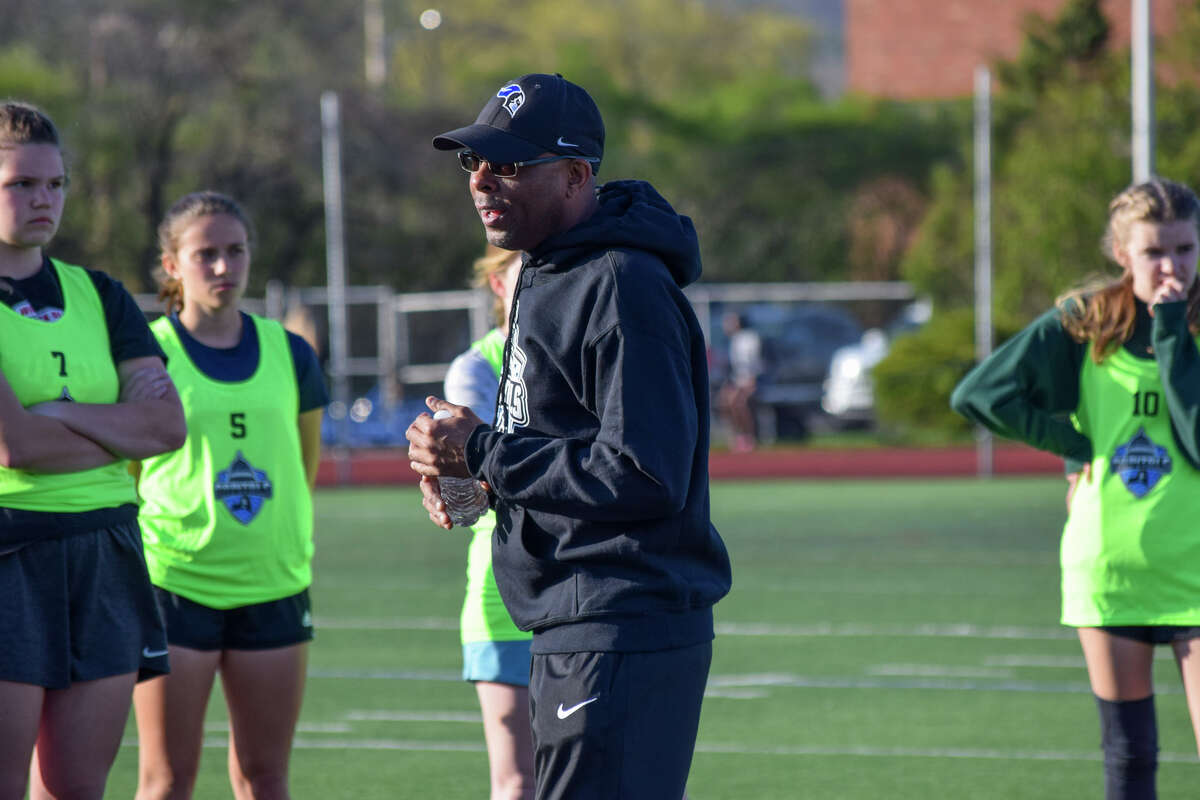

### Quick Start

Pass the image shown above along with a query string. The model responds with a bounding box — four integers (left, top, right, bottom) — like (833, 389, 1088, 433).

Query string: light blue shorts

(462, 639, 532, 686)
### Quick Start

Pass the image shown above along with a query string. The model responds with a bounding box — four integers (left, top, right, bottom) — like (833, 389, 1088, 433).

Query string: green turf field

(104, 477, 1200, 798)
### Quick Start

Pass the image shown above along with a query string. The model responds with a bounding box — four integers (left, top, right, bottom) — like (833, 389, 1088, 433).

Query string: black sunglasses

(458, 151, 599, 178)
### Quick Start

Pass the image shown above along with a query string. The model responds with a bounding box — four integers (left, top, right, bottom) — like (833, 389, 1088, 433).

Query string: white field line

(203, 721, 357, 733)
(757, 586, 1052, 598)
(345, 710, 483, 723)
(309, 668, 460, 681)
(316, 616, 458, 631)
(306, 618, 1179, 696)
(704, 688, 769, 699)
(313, 572, 1055, 593)
(201, 712, 482, 733)
(153, 616, 1198, 763)
(714, 621, 1076, 640)
(303, 668, 1192, 698)
(303, 667, 1110, 695)
(986, 652, 1179, 667)
(121, 736, 486, 752)
(139, 706, 1200, 764)
(704, 672, 1094, 695)
(314, 617, 1078, 641)
(691, 744, 1197, 764)
(865, 664, 1016, 679)
(983, 655, 1083, 668)
(116, 736, 1200, 764)
(292, 738, 484, 752)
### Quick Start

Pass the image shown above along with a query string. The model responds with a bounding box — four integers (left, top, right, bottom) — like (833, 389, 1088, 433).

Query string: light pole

(974, 65, 993, 478)
(321, 91, 351, 480)
(1131, 0, 1154, 182)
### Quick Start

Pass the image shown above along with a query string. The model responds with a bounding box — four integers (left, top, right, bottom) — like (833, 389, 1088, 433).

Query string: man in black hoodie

(406, 73, 731, 800)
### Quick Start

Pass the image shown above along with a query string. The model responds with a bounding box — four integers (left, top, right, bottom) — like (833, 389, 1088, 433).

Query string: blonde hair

(471, 244, 521, 327)
(1057, 178, 1200, 362)
(155, 191, 255, 315)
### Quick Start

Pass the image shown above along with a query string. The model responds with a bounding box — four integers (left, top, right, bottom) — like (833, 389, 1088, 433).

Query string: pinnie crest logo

(1110, 427, 1172, 499)
(497, 84, 525, 118)
(214, 451, 274, 524)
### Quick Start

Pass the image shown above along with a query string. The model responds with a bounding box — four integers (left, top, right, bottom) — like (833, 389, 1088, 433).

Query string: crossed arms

(0, 356, 186, 472)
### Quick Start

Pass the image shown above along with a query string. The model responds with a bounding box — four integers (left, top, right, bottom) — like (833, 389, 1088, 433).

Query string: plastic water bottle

(433, 410, 489, 527)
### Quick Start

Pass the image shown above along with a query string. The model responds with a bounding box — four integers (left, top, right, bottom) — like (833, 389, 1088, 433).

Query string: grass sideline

(103, 478, 1200, 798)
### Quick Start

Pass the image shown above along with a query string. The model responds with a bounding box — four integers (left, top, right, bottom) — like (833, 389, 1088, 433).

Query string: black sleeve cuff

(464, 422, 492, 479)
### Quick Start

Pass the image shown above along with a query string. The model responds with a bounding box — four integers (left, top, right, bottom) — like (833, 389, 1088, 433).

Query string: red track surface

(316, 443, 1062, 487)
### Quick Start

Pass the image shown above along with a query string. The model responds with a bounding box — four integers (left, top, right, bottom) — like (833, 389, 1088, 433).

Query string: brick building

(845, 0, 1185, 99)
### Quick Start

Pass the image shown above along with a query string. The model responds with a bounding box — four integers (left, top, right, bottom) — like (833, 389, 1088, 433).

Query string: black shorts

(529, 641, 712, 800)
(154, 587, 314, 651)
(0, 522, 168, 689)
(1101, 625, 1200, 645)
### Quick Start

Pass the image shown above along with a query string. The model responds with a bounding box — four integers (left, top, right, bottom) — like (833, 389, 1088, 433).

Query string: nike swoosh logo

(142, 647, 169, 658)
(556, 136, 579, 148)
(556, 697, 598, 719)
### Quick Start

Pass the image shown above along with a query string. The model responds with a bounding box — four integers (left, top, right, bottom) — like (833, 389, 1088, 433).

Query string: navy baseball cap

(433, 73, 604, 166)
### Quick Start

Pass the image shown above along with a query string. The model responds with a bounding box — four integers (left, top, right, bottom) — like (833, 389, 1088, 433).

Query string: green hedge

(873, 310, 1016, 436)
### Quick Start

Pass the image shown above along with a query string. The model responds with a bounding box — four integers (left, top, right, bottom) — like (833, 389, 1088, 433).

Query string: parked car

(709, 303, 864, 441)
(821, 328, 890, 425)
(821, 299, 932, 427)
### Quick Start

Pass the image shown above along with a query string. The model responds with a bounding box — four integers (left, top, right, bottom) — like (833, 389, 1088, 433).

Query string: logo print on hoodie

(497, 84, 525, 118)
(497, 315, 529, 433)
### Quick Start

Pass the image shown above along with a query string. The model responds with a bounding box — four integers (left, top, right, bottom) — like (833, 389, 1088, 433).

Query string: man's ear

(563, 159, 594, 197)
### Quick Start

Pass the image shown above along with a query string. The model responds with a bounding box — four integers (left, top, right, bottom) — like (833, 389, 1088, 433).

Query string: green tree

(886, 0, 1200, 436)
(900, 0, 1128, 326)
(0, 0, 956, 296)
(872, 310, 976, 436)
(901, 0, 1200, 326)
(997, 0, 1109, 98)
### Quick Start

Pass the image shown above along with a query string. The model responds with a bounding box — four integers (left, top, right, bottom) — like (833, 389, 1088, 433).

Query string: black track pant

(529, 642, 712, 800)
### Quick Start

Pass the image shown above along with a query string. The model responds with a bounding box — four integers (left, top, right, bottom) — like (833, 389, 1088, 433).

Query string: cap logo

(497, 84, 525, 118)
(556, 136, 579, 149)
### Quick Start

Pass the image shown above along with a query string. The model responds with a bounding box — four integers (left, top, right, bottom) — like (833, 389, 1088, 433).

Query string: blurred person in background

(131, 191, 328, 800)
(0, 100, 185, 800)
(952, 177, 1200, 799)
(443, 243, 534, 800)
(407, 72, 728, 800)
(717, 310, 764, 452)
(282, 302, 322, 362)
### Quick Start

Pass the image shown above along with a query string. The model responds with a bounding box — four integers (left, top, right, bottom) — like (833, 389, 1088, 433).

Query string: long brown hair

(1057, 178, 1200, 362)
(155, 191, 255, 315)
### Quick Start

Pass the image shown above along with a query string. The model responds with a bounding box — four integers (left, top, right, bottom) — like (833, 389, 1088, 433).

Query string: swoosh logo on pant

(556, 697, 598, 719)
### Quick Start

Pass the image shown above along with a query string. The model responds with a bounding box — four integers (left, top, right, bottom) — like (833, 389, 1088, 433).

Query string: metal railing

(135, 280, 917, 446)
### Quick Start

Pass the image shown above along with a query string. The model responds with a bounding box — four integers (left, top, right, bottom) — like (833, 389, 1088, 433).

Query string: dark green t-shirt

(950, 300, 1200, 471)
